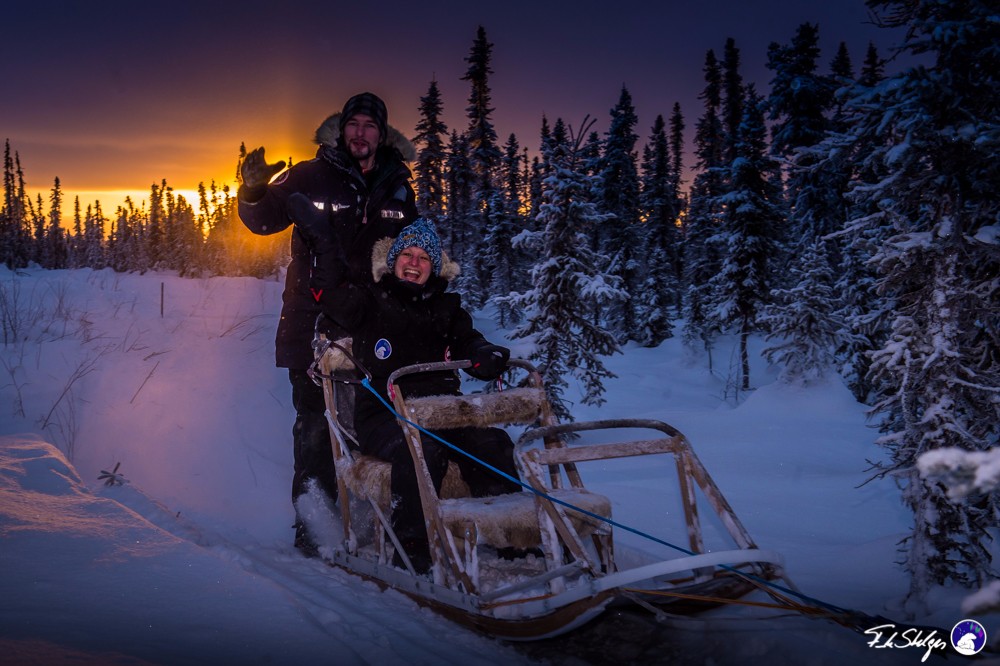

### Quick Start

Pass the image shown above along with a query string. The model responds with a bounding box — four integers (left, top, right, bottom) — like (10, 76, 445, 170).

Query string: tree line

(0, 146, 287, 279)
(2, 0, 997, 609)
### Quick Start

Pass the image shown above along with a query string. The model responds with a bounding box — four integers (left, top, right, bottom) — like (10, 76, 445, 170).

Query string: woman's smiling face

(393, 246, 432, 285)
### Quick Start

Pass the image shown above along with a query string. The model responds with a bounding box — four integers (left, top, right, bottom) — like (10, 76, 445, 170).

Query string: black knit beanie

(339, 92, 388, 145)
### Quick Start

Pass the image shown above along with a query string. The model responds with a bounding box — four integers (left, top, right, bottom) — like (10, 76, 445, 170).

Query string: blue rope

(360, 378, 853, 617)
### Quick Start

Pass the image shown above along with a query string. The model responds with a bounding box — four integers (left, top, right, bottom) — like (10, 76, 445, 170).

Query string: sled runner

(309, 336, 787, 640)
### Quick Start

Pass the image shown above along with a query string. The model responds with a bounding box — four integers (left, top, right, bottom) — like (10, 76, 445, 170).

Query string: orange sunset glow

(6, 1, 897, 235)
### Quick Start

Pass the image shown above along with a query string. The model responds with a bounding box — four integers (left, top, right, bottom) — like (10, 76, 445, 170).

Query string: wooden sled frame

(311, 338, 785, 640)
(386, 359, 620, 594)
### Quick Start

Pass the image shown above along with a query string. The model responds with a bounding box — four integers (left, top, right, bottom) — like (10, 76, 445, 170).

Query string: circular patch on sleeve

(374, 338, 392, 360)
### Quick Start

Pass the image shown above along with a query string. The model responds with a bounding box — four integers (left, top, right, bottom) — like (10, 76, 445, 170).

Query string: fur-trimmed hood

(370, 236, 460, 284)
(314, 113, 417, 162)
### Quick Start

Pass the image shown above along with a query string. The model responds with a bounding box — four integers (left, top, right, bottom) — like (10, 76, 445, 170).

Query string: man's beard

(350, 142, 373, 161)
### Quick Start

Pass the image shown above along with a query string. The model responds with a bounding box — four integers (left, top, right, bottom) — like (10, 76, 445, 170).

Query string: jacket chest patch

(380, 210, 405, 219)
(308, 200, 350, 212)
(374, 338, 392, 360)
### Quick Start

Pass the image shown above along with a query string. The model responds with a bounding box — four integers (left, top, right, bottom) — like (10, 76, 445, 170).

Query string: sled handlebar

(387, 358, 540, 389)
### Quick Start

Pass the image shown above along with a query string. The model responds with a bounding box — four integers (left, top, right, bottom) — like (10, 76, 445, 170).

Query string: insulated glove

(467, 344, 510, 380)
(240, 146, 286, 189)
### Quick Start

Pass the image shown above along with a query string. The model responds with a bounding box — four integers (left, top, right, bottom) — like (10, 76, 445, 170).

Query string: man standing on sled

(238, 92, 418, 555)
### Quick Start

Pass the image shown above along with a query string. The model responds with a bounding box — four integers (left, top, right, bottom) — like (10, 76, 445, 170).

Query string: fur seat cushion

(439, 489, 612, 550)
(340, 455, 611, 551)
(403, 388, 545, 430)
(341, 454, 469, 508)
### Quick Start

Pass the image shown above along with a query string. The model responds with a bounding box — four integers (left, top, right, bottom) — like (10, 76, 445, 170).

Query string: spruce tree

(721, 38, 744, 165)
(147, 180, 165, 268)
(767, 23, 836, 254)
(597, 86, 643, 342)
(798, 43, 890, 402)
(506, 118, 626, 420)
(683, 50, 726, 360)
(859, 42, 885, 88)
(854, 0, 1000, 611)
(526, 117, 552, 223)
(667, 103, 687, 293)
(760, 239, 851, 385)
(84, 202, 106, 269)
(0, 144, 11, 267)
(461, 26, 503, 308)
(70, 197, 83, 268)
(486, 133, 524, 327)
(710, 86, 782, 392)
(2, 142, 33, 269)
(413, 79, 448, 228)
(45, 178, 67, 269)
(827, 44, 888, 402)
(444, 130, 473, 262)
(766, 23, 830, 158)
(12, 153, 31, 268)
(637, 114, 677, 346)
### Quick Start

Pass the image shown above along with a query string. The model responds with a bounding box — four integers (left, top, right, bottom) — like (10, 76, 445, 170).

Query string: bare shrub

(0, 278, 44, 344)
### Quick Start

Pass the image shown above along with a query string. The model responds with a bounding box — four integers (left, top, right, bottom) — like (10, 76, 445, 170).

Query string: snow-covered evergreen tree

(767, 23, 831, 159)
(1, 142, 31, 269)
(761, 239, 851, 385)
(44, 178, 67, 269)
(444, 130, 473, 263)
(766, 22, 836, 254)
(69, 197, 83, 268)
(852, 0, 1000, 612)
(486, 133, 525, 328)
(461, 26, 503, 308)
(107, 199, 142, 273)
(597, 86, 643, 342)
(637, 114, 677, 346)
(798, 42, 890, 403)
(721, 38, 744, 166)
(147, 180, 166, 269)
(683, 50, 726, 360)
(710, 86, 782, 392)
(667, 102, 687, 292)
(413, 79, 448, 229)
(506, 117, 626, 421)
(161, 190, 201, 277)
(83, 202, 107, 269)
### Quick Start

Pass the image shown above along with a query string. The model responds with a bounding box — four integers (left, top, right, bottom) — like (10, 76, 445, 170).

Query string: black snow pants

(289, 369, 340, 507)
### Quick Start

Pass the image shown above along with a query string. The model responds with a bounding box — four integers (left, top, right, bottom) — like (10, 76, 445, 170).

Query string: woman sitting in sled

(292, 200, 522, 573)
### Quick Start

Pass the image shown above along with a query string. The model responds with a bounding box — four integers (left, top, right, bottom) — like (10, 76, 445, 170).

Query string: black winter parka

(319, 238, 493, 424)
(238, 125, 417, 369)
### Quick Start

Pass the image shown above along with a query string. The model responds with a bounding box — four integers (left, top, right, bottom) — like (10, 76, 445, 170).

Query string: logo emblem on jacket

(380, 210, 405, 219)
(375, 338, 392, 360)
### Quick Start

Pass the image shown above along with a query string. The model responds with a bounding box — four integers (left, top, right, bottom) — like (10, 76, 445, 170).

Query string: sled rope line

(359, 378, 855, 620)
(358, 378, 968, 641)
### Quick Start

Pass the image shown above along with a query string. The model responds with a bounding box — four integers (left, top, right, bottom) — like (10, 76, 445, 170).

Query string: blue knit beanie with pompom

(386, 218, 443, 276)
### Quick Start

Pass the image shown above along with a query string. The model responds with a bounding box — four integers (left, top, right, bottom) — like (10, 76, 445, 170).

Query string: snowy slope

(0, 266, 993, 665)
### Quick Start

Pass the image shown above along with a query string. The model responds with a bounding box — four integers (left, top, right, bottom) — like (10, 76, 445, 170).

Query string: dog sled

(309, 336, 788, 641)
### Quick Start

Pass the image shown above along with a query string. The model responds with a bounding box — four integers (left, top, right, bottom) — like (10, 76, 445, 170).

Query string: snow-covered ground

(0, 266, 994, 665)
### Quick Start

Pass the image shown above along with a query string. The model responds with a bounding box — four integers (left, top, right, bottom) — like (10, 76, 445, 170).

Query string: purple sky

(4, 0, 908, 212)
